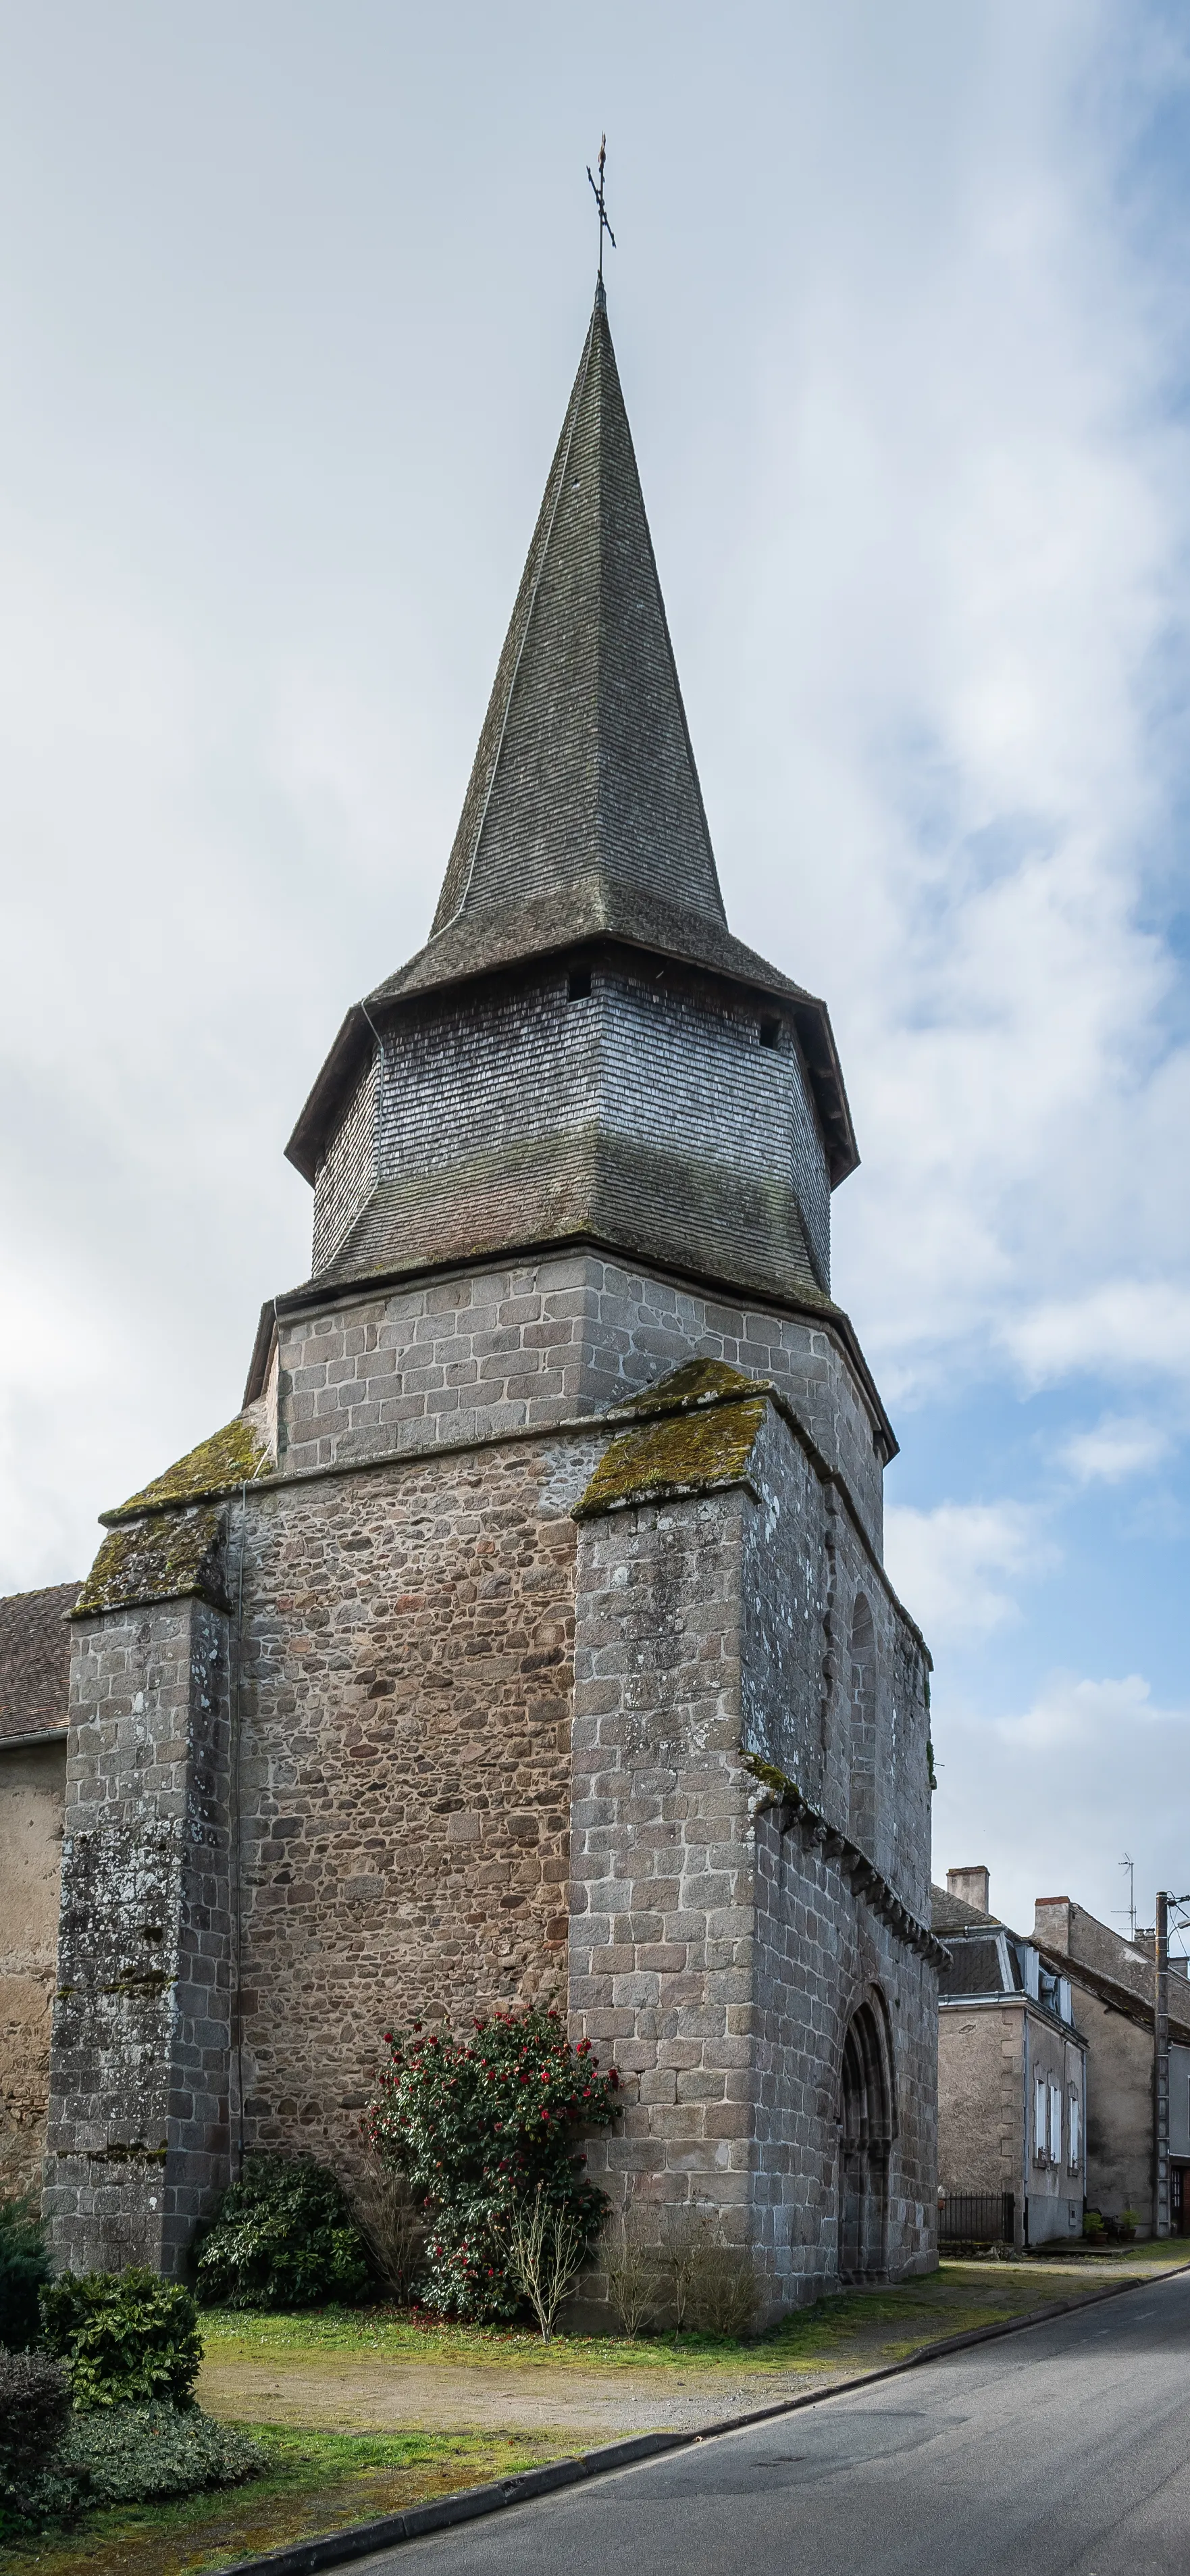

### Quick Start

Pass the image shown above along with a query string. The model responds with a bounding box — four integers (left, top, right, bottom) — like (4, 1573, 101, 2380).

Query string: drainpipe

(1155, 1890, 1170, 2240)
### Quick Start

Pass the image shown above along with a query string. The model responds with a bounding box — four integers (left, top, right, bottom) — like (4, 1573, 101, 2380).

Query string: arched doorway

(838, 1998, 894, 2282)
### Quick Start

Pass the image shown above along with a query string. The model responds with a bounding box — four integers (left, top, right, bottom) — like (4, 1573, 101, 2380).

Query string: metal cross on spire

(586, 134, 616, 284)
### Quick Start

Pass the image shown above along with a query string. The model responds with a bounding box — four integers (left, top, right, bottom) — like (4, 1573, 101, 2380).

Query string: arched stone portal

(839, 1998, 894, 2283)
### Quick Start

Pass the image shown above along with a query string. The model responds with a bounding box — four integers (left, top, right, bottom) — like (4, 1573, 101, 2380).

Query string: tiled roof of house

(930, 1884, 997, 1936)
(0, 1583, 78, 1742)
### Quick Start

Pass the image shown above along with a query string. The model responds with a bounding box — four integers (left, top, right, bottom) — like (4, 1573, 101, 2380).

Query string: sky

(0, 1, 1187, 1945)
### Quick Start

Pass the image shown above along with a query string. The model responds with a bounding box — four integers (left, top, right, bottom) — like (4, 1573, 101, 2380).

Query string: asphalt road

(363, 2267, 1190, 2576)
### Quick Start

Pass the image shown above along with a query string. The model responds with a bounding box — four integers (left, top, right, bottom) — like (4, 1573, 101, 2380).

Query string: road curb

(212, 2259, 1190, 2576)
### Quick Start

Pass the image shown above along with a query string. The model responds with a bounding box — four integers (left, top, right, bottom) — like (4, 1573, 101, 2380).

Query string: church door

(838, 2000, 894, 2283)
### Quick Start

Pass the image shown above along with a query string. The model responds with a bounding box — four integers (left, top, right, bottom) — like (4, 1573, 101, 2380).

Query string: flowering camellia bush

(366, 2006, 621, 2321)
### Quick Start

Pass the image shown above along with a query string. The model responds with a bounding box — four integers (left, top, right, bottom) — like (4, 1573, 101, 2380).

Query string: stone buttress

(47, 280, 940, 2306)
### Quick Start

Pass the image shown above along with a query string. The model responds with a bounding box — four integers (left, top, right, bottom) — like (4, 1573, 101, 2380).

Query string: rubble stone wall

(231, 1430, 600, 2179)
(0, 1742, 66, 2198)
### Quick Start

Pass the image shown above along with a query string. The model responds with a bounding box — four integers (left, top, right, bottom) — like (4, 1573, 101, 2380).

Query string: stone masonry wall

(751, 1811, 937, 2301)
(276, 1248, 885, 1552)
(0, 1742, 66, 2198)
(569, 1394, 934, 2317)
(45, 1597, 232, 2277)
(231, 1430, 600, 2178)
(569, 1486, 756, 2261)
(741, 1407, 931, 1914)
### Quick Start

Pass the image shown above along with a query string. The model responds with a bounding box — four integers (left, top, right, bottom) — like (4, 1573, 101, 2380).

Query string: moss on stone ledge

(109, 1413, 271, 1521)
(575, 1392, 768, 1520)
(613, 1357, 762, 1416)
(72, 1505, 229, 1620)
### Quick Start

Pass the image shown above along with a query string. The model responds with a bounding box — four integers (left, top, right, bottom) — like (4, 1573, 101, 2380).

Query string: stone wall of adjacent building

(274, 1248, 886, 1552)
(0, 1742, 66, 2198)
(937, 2001, 1085, 2250)
(937, 2002, 1023, 2207)
(45, 1597, 233, 2277)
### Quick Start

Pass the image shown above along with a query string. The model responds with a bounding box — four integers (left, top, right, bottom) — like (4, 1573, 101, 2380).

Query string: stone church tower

(44, 286, 940, 2311)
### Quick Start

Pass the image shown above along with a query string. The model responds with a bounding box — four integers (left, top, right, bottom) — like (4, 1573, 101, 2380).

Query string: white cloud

(1000, 1286, 1190, 1392)
(884, 1499, 1050, 1644)
(1059, 1412, 1175, 1484)
(933, 1669, 1190, 1935)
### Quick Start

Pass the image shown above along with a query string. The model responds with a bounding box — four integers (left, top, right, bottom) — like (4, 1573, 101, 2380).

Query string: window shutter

(1049, 2081, 1062, 2163)
(1034, 2075, 1047, 2161)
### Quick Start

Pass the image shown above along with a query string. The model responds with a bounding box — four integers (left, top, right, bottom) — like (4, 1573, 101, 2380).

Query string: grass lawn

(198, 2242, 1190, 2388)
(0, 2424, 579, 2576)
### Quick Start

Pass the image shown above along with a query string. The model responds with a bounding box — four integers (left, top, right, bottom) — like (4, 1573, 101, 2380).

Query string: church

(1, 282, 941, 2317)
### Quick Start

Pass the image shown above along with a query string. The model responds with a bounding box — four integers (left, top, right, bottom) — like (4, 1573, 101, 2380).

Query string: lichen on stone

(71, 1505, 228, 1621)
(107, 1413, 272, 1523)
(575, 1389, 768, 1520)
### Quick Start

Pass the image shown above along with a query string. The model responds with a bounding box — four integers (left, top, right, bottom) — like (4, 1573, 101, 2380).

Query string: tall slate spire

(431, 286, 726, 942)
(285, 286, 860, 1253)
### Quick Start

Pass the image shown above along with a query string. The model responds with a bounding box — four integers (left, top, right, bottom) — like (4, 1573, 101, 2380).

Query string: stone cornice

(742, 1750, 947, 1967)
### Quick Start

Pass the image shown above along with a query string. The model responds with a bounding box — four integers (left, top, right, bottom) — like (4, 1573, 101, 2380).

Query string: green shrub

(61, 2401, 264, 2503)
(196, 2156, 370, 2310)
(0, 2194, 51, 2350)
(0, 2349, 72, 2481)
(367, 2006, 621, 2322)
(39, 2268, 203, 2410)
(0, 2350, 79, 2534)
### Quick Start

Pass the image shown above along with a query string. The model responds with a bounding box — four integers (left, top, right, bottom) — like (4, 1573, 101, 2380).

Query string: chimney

(1033, 1896, 1072, 1955)
(947, 1865, 990, 1915)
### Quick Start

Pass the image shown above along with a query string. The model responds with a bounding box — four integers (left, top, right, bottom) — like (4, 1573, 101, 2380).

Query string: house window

(1049, 2082, 1062, 2165)
(1034, 2075, 1047, 2163)
(1068, 2090, 1081, 2173)
(568, 966, 592, 1001)
(760, 1018, 781, 1049)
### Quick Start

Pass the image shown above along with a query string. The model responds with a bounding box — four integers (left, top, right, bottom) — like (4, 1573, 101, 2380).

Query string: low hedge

(40, 2268, 203, 2409)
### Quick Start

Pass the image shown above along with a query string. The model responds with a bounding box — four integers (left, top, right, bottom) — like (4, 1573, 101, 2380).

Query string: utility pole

(1154, 1888, 1170, 2240)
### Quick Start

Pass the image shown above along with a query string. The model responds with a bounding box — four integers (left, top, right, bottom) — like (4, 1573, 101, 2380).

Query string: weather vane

(586, 134, 616, 285)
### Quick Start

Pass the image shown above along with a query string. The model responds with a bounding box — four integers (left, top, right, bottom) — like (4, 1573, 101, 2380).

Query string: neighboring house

(934, 1869, 1087, 2250)
(0, 1584, 76, 2196)
(1033, 1895, 1190, 2238)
